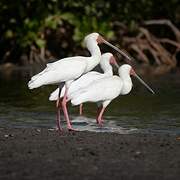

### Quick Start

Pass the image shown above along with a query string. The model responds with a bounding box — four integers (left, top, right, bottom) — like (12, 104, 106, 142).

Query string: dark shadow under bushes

(0, 0, 179, 74)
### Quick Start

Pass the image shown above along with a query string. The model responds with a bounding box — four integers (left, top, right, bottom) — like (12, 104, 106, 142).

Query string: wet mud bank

(0, 128, 180, 180)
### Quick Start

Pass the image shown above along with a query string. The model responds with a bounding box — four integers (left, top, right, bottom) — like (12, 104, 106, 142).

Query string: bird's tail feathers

(49, 87, 65, 101)
(49, 89, 59, 101)
(28, 79, 43, 89)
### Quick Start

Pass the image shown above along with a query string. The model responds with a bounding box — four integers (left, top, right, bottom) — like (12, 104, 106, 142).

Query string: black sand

(0, 128, 180, 180)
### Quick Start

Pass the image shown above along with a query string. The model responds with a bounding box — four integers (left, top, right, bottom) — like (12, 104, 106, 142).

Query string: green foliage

(61, 12, 114, 42)
(0, 0, 179, 62)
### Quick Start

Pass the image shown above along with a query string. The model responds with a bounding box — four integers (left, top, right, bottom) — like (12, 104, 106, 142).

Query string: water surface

(0, 69, 180, 134)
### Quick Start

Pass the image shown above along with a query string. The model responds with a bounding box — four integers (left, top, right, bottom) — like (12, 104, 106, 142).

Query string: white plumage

(28, 32, 148, 131)
(28, 58, 87, 89)
(71, 65, 131, 107)
(49, 52, 118, 101)
(70, 64, 154, 124)
(28, 33, 103, 131)
(71, 76, 123, 105)
(28, 33, 102, 90)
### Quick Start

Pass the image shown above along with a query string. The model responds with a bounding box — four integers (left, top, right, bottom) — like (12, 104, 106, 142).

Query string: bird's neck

(120, 74, 132, 95)
(85, 40, 101, 72)
(100, 61, 113, 76)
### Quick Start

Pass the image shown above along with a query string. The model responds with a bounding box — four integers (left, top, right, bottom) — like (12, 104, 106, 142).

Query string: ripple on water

(0, 72, 180, 135)
(70, 116, 139, 134)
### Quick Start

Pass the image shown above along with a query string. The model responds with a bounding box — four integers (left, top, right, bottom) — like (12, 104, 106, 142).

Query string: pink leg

(79, 104, 83, 116)
(55, 97, 63, 132)
(96, 107, 106, 126)
(56, 98, 60, 108)
(61, 87, 76, 131)
(96, 107, 101, 124)
(56, 108, 62, 132)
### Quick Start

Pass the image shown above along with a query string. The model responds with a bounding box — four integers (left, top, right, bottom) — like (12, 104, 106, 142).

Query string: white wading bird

(28, 32, 132, 131)
(71, 64, 155, 125)
(49, 53, 119, 129)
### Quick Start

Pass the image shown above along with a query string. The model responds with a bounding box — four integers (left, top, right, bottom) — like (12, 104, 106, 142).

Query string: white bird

(28, 32, 131, 131)
(71, 64, 155, 125)
(49, 52, 119, 116)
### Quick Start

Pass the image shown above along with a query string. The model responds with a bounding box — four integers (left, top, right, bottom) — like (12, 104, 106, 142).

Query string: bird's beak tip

(133, 73, 155, 95)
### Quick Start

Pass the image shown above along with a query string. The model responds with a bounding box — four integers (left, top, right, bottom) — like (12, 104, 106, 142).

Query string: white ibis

(49, 53, 119, 129)
(71, 64, 155, 125)
(28, 32, 132, 131)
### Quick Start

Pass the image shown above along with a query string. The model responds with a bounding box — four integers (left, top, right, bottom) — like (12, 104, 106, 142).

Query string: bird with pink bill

(71, 64, 155, 126)
(49, 53, 119, 130)
(28, 32, 131, 131)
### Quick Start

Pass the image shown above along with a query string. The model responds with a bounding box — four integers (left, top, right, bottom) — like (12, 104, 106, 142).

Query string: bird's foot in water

(55, 126, 78, 133)
(100, 119, 104, 124)
(55, 127, 64, 134)
(96, 119, 104, 127)
(98, 123, 103, 128)
(68, 126, 79, 132)
(55, 127, 63, 131)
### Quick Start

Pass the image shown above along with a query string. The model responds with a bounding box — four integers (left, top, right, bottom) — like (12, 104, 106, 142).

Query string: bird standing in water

(71, 64, 155, 125)
(28, 32, 132, 131)
(49, 53, 119, 129)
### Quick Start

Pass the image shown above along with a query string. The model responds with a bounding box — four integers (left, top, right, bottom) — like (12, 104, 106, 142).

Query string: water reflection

(0, 69, 180, 134)
(71, 116, 138, 134)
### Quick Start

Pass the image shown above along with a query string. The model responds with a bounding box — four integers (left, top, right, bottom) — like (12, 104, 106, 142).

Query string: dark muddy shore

(0, 128, 180, 180)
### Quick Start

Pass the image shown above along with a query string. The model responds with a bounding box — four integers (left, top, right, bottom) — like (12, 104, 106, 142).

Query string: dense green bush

(0, 0, 179, 64)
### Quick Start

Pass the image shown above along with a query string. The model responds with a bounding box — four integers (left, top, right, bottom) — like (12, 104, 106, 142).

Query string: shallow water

(0, 69, 180, 134)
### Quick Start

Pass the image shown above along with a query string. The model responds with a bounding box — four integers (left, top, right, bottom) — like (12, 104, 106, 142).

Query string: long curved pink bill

(134, 73, 155, 94)
(114, 62, 120, 69)
(103, 39, 134, 64)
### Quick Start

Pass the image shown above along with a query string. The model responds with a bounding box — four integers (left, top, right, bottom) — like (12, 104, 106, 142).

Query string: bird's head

(84, 33, 135, 65)
(109, 54, 119, 69)
(118, 64, 155, 94)
(100, 53, 119, 69)
(84, 33, 100, 44)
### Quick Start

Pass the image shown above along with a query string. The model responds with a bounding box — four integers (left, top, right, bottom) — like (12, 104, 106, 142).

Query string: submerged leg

(96, 102, 102, 124)
(56, 108, 62, 132)
(61, 86, 76, 131)
(96, 107, 101, 124)
(96, 107, 106, 126)
(79, 103, 83, 116)
(56, 82, 65, 132)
